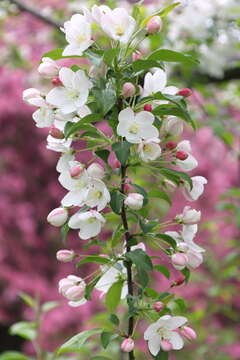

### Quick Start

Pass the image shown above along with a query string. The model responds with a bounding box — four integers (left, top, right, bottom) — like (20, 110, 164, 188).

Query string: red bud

(52, 77, 63, 86)
(144, 104, 153, 112)
(176, 151, 188, 160)
(166, 141, 177, 150)
(177, 88, 192, 98)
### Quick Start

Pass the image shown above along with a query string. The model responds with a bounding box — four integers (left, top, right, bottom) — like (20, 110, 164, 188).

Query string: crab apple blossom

(171, 253, 188, 269)
(144, 315, 187, 356)
(56, 151, 75, 173)
(166, 141, 177, 150)
(183, 176, 208, 201)
(22, 88, 45, 107)
(146, 16, 162, 34)
(163, 116, 183, 136)
(46, 135, 72, 153)
(32, 106, 55, 128)
(181, 326, 197, 341)
(153, 301, 164, 312)
(100, 8, 136, 43)
(142, 69, 178, 99)
(175, 140, 198, 171)
(84, 179, 110, 211)
(62, 14, 93, 56)
(70, 163, 84, 178)
(138, 137, 161, 162)
(117, 107, 158, 144)
(58, 275, 86, 307)
(56, 249, 75, 262)
(124, 193, 144, 210)
(175, 206, 201, 224)
(122, 82, 136, 98)
(68, 210, 105, 240)
(38, 57, 59, 78)
(121, 338, 135, 353)
(88, 5, 112, 25)
(47, 207, 68, 227)
(46, 67, 92, 114)
(87, 163, 105, 179)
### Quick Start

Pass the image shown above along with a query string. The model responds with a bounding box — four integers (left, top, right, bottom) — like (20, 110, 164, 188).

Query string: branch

(9, 0, 63, 28)
(120, 165, 135, 360)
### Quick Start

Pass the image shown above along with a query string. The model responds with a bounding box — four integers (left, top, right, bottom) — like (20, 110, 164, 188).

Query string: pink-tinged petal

(168, 332, 184, 350)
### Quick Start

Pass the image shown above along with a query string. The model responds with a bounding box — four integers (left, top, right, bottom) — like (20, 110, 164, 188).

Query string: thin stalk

(120, 165, 135, 360)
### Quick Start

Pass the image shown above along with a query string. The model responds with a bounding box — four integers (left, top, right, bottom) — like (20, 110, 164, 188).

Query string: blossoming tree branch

(23, 3, 207, 359)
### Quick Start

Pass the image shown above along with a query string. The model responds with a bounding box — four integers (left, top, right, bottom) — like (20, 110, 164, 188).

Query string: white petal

(79, 220, 101, 240)
(61, 190, 85, 207)
(148, 335, 161, 356)
(167, 316, 188, 330)
(118, 107, 134, 123)
(177, 154, 198, 171)
(138, 124, 159, 140)
(168, 332, 184, 350)
(144, 323, 159, 340)
(69, 298, 87, 307)
(153, 69, 167, 92)
(135, 111, 155, 125)
(59, 67, 75, 88)
(177, 140, 192, 153)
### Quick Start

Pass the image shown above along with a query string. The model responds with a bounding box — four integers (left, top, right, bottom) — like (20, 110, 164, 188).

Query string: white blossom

(117, 108, 158, 144)
(176, 140, 198, 171)
(84, 179, 110, 211)
(142, 69, 178, 99)
(62, 14, 93, 56)
(58, 275, 86, 307)
(144, 315, 187, 356)
(100, 8, 136, 43)
(175, 206, 201, 224)
(46, 135, 72, 153)
(46, 67, 92, 114)
(68, 210, 105, 240)
(138, 138, 161, 162)
(183, 176, 208, 201)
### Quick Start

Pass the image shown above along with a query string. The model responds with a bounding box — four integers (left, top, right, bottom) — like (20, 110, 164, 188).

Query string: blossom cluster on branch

(23, 3, 208, 359)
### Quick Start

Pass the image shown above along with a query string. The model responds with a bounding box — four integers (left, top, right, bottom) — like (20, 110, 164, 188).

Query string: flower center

(115, 25, 124, 36)
(143, 144, 152, 153)
(129, 123, 139, 134)
(157, 327, 170, 339)
(68, 89, 79, 99)
(95, 191, 103, 199)
(88, 217, 96, 224)
(77, 34, 87, 43)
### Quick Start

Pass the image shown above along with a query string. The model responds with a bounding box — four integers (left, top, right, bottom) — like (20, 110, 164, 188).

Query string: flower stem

(120, 165, 135, 360)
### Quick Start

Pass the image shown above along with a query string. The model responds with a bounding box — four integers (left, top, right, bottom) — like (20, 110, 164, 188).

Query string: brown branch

(9, 0, 63, 28)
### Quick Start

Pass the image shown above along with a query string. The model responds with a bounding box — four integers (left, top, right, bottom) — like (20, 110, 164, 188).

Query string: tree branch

(9, 0, 63, 28)
(120, 165, 135, 360)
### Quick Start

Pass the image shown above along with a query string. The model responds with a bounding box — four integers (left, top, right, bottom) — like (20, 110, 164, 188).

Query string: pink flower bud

(56, 250, 75, 262)
(124, 193, 144, 210)
(87, 163, 105, 179)
(122, 82, 136, 98)
(146, 16, 162, 34)
(181, 326, 197, 341)
(153, 301, 164, 312)
(52, 77, 63, 86)
(166, 141, 177, 150)
(38, 57, 59, 78)
(132, 51, 143, 61)
(70, 164, 84, 178)
(121, 338, 135, 353)
(171, 253, 188, 268)
(22, 88, 45, 107)
(65, 285, 85, 301)
(123, 183, 133, 193)
(174, 276, 185, 286)
(176, 150, 188, 161)
(178, 88, 192, 98)
(47, 207, 68, 227)
(144, 104, 152, 112)
(49, 125, 64, 139)
(160, 339, 172, 351)
(113, 159, 121, 169)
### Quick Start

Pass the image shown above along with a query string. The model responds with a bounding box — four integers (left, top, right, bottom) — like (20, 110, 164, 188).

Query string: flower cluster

(23, 3, 207, 358)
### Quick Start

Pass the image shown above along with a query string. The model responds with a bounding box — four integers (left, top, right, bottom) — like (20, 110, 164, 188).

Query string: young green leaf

(105, 281, 124, 313)
(92, 88, 116, 116)
(155, 234, 177, 249)
(109, 314, 120, 326)
(64, 114, 102, 138)
(125, 249, 153, 271)
(76, 256, 111, 267)
(10, 322, 37, 341)
(0, 352, 31, 360)
(100, 331, 118, 349)
(148, 49, 199, 65)
(153, 265, 170, 279)
(112, 141, 132, 166)
(110, 190, 125, 214)
(148, 189, 171, 205)
(57, 328, 102, 355)
(95, 150, 110, 164)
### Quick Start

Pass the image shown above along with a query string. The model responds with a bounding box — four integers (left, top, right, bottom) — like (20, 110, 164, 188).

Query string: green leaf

(156, 350, 169, 359)
(148, 49, 199, 65)
(155, 234, 177, 249)
(153, 105, 196, 129)
(95, 150, 110, 164)
(61, 223, 70, 244)
(110, 190, 125, 215)
(41, 301, 59, 312)
(10, 322, 36, 341)
(85, 276, 101, 300)
(137, 268, 149, 288)
(181, 267, 191, 283)
(77, 256, 111, 266)
(109, 314, 120, 326)
(100, 331, 118, 349)
(158, 168, 192, 189)
(42, 48, 82, 60)
(148, 189, 171, 205)
(64, 114, 102, 138)
(139, 218, 158, 234)
(174, 298, 187, 312)
(105, 281, 124, 313)
(57, 328, 102, 355)
(125, 249, 153, 271)
(103, 48, 119, 67)
(112, 141, 132, 166)
(153, 265, 170, 279)
(0, 352, 31, 360)
(132, 59, 163, 72)
(19, 292, 36, 309)
(141, 2, 180, 26)
(92, 88, 116, 116)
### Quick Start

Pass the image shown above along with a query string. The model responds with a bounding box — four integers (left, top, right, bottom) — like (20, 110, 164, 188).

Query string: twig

(9, 0, 63, 28)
